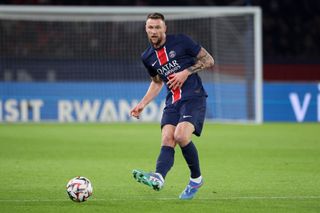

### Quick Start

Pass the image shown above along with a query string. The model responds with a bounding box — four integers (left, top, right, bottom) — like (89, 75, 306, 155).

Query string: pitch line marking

(1, 196, 320, 202)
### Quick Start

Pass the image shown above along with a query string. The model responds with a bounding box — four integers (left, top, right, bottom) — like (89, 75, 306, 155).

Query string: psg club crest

(169, 50, 176, 58)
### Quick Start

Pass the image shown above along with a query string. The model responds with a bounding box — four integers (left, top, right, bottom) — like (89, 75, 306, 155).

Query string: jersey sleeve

(142, 59, 157, 77)
(181, 34, 201, 57)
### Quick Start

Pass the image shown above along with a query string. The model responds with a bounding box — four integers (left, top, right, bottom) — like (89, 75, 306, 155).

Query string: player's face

(145, 18, 167, 47)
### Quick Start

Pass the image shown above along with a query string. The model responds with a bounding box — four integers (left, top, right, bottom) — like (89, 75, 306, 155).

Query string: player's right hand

(130, 104, 144, 119)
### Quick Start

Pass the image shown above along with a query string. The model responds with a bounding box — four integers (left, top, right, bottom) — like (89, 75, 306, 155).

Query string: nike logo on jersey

(152, 60, 158, 67)
(182, 115, 192, 118)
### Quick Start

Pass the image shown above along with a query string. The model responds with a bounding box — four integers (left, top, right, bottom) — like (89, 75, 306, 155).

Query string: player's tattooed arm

(187, 47, 214, 74)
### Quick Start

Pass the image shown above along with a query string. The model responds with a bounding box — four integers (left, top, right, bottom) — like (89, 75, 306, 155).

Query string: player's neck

(153, 35, 166, 49)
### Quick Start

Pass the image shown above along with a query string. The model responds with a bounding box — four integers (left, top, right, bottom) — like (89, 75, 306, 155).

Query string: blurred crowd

(1, 0, 319, 63)
(258, 0, 320, 62)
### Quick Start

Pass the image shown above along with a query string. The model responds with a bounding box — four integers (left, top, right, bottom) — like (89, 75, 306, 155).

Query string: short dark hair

(147, 13, 165, 21)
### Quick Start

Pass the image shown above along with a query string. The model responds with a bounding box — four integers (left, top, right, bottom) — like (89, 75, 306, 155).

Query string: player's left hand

(167, 70, 190, 90)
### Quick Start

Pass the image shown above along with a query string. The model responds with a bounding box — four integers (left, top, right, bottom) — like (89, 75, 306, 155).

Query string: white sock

(190, 176, 202, 184)
(155, 173, 164, 183)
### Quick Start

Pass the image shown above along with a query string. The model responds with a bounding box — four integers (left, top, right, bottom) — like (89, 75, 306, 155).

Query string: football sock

(190, 176, 202, 184)
(181, 141, 201, 178)
(154, 173, 164, 183)
(155, 146, 175, 179)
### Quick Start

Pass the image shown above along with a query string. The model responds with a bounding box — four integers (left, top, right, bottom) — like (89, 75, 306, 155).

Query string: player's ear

(145, 19, 150, 32)
(145, 23, 148, 32)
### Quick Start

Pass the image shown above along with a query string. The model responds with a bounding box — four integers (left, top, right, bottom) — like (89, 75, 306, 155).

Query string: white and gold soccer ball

(66, 176, 93, 202)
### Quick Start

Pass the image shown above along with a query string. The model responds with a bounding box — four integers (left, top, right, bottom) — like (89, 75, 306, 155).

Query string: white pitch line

(110, 196, 320, 201)
(147, 196, 320, 201)
(1, 196, 320, 202)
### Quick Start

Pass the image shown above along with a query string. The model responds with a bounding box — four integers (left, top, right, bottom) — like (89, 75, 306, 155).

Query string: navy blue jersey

(141, 34, 208, 105)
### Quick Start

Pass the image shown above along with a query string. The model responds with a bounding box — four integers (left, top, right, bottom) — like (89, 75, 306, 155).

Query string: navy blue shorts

(161, 97, 207, 136)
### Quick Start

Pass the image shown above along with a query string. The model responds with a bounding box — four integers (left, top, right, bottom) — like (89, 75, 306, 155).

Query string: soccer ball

(66, 176, 93, 202)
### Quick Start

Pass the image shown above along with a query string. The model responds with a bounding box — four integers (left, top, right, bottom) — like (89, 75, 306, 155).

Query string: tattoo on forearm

(187, 62, 205, 74)
(187, 48, 214, 74)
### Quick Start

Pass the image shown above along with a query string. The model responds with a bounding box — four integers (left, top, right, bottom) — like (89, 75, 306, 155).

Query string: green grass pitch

(0, 123, 319, 213)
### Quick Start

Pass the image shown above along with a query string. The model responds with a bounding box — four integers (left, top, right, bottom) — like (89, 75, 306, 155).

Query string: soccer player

(130, 12, 214, 200)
